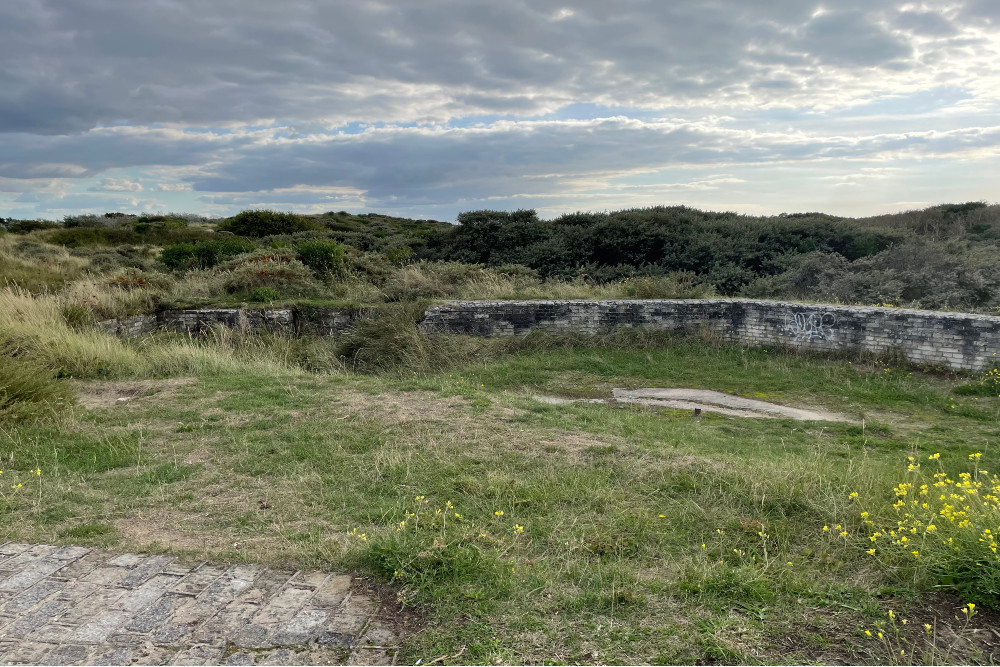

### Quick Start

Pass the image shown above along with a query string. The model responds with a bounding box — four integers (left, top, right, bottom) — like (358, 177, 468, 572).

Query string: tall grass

(0, 235, 89, 292)
(0, 287, 299, 379)
(0, 355, 75, 422)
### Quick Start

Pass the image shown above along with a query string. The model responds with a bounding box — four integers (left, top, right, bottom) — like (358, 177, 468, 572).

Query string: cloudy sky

(2, 1, 999, 221)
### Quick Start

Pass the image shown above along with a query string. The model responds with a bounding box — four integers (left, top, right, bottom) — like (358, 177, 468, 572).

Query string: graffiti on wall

(784, 311, 836, 341)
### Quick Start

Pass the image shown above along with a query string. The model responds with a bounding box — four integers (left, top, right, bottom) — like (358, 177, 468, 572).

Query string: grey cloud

(0, 1, 976, 134)
(0, 128, 235, 179)
(963, 0, 1000, 22)
(896, 10, 956, 35)
(184, 119, 1000, 210)
(796, 11, 912, 66)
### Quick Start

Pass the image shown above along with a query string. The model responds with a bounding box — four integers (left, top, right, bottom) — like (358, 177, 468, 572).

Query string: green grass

(2, 343, 999, 664)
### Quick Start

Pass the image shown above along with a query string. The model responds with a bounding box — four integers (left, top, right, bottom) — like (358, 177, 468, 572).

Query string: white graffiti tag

(784, 311, 836, 341)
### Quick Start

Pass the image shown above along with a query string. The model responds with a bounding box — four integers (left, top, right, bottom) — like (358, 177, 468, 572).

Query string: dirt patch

(74, 377, 197, 409)
(535, 431, 630, 458)
(116, 510, 232, 555)
(328, 388, 468, 423)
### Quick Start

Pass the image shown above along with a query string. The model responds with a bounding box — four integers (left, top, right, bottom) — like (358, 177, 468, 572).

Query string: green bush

(217, 249, 322, 296)
(161, 238, 258, 270)
(51, 225, 214, 248)
(4, 220, 60, 234)
(0, 355, 75, 422)
(249, 287, 281, 303)
(296, 240, 346, 278)
(218, 209, 322, 237)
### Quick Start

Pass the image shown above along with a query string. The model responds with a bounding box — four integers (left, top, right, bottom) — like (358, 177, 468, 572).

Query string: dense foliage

(217, 209, 323, 237)
(3, 201, 999, 311)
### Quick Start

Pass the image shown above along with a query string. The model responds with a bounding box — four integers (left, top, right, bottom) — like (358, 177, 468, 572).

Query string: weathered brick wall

(419, 300, 1000, 371)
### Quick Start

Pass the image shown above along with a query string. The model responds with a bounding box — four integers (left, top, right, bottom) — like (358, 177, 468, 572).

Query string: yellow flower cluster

(854, 453, 1000, 566)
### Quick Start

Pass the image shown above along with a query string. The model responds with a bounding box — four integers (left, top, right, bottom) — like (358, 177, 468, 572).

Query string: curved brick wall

(418, 299, 1000, 371)
(98, 307, 372, 339)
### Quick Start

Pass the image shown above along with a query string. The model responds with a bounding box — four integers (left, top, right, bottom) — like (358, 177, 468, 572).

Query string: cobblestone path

(0, 543, 397, 665)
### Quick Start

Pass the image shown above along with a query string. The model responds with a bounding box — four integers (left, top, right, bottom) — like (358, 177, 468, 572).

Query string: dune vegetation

(2, 204, 1000, 664)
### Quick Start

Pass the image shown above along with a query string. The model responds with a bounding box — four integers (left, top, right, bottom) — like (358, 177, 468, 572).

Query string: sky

(1, 1, 999, 222)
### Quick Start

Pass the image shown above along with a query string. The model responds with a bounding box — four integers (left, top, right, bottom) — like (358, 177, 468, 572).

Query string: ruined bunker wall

(418, 300, 1000, 371)
(98, 306, 373, 339)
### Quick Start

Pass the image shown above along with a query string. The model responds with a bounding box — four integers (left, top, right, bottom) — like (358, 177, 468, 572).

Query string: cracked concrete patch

(534, 387, 853, 422)
(0, 542, 395, 666)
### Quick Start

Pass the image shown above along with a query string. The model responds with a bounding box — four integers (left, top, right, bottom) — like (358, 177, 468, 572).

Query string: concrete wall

(99, 306, 373, 339)
(419, 299, 1000, 371)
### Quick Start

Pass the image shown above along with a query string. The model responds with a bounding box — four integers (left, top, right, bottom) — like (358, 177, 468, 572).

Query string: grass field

(3, 336, 1000, 664)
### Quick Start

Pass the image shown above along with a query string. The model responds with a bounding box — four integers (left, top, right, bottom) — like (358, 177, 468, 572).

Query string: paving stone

(57, 587, 128, 626)
(83, 646, 133, 666)
(120, 556, 176, 589)
(122, 593, 182, 634)
(26, 623, 83, 643)
(1, 545, 57, 572)
(105, 631, 149, 647)
(289, 570, 330, 589)
(8, 597, 76, 637)
(113, 574, 184, 613)
(0, 544, 388, 666)
(224, 652, 256, 666)
(38, 642, 90, 665)
(0, 640, 19, 661)
(189, 601, 259, 647)
(0, 543, 31, 557)
(310, 575, 352, 608)
(251, 585, 314, 625)
(171, 564, 228, 597)
(170, 643, 223, 665)
(234, 569, 289, 606)
(232, 624, 273, 650)
(324, 608, 370, 635)
(57, 552, 110, 580)
(0, 557, 72, 593)
(71, 610, 132, 644)
(50, 546, 90, 561)
(0, 578, 67, 615)
(258, 647, 306, 666)
(130, 645, 179, 666)
(79, 564, 130, 587)
(271, 608, 330, 645)
(3, 640, 59, 664)
(107, 554, 145, 568)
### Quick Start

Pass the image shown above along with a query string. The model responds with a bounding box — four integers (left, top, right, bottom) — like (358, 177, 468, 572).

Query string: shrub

(51, 224, 215, 248)
(250, 287, 281, 303)
(217, 249, 322, 296)
(63, 213, 122, 228)
(4, 220, 60, 234)
(218, 209, 322, 237)
(160, 238, 258, 270)
(68, 245, 159, 273)
(617, 273, 715, 299)
(296, 240, 346, 278)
